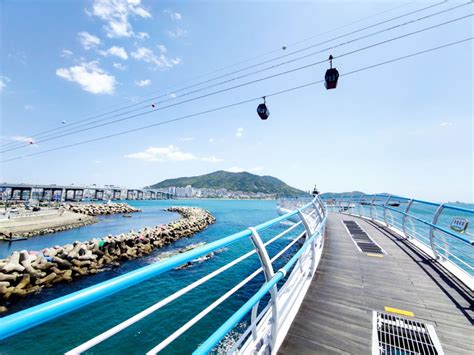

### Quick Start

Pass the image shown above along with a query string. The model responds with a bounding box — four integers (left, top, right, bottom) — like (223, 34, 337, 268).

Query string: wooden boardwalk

(279, 212, 473, 354)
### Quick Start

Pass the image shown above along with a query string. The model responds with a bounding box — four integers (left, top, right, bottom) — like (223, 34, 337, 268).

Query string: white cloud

(56, 61, 116, 95)
(136, 31, 149, 39)
(78, 31, 101, 50)
(440, 122, 453, 127)
(169, 93, 177, 98)
(235, 127, 244, 138)
(135, 79, 151, 87)
(131, 47, 181, 70)
(98, 46, 128, 60)
(157, 44, 167, 53)
(164, 9, 182, 21)
(125, 145, 221, 163)
(61, 49, 74, 58)
(113, 62, 126, 70)
(202, 156, 222, 163)
(89, 0, 151, 38)
(226, 166, 264, 173)
(208, 138, 215, 143)
(0, 76, 11, 93)
(226, 166, 244, 173)
(180, 137, 194, 142)
(249, 166, 264, 173)
(11, 135, 33, 143)
(167, 27, 187, 38)
(24, 105, 34, 111)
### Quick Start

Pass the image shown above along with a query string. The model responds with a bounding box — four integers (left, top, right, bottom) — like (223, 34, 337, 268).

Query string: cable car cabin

(257, 103, 270, 120)
(325, 68, 339, 90)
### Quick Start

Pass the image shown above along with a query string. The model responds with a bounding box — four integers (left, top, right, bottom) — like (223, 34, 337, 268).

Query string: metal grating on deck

(342, 220, 385, 254)
(372, 311, 444, 355)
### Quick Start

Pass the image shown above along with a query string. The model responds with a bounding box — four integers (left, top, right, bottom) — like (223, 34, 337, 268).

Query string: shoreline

(0, 206, 215, 313)
(0, 203, 140, 239)
(0, 211, 97, 239)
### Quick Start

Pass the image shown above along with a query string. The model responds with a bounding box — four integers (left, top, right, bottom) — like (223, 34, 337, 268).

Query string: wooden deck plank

(279, 212, 473, 354)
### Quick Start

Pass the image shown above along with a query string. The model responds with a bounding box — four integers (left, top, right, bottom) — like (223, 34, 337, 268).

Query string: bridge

(0, 183, 174, 202)
(0, 195, 472, 354)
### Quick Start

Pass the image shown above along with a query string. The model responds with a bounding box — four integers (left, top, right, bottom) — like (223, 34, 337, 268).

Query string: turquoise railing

(0, 197, 327, 354)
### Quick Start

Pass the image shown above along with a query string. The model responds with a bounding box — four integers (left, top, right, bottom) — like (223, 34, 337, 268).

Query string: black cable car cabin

(257, 97, 270, 120)
(325, 55, 339, 90)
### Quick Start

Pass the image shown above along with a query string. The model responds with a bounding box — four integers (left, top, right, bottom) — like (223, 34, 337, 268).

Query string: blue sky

(0, 0, 472, 202)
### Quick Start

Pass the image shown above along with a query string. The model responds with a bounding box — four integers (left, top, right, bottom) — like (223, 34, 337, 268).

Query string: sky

(0, 0, 472, 202)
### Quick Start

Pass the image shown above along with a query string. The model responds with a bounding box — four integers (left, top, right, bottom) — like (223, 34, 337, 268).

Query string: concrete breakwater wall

(0, 207, 215, 313)
(64, 202, 141, 216)
(12, 215, 97, 238)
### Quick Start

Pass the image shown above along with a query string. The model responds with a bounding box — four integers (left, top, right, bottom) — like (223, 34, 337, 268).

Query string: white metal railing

(0, 197, 327, 355)
(324, 194, 474, 290)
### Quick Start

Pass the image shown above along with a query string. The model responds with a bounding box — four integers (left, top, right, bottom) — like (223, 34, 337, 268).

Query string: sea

(0, 199, 472, 354)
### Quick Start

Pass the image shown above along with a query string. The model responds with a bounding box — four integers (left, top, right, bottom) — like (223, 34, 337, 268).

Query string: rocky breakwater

(64, 202, 141, 216)
(0, 207, 215, 313)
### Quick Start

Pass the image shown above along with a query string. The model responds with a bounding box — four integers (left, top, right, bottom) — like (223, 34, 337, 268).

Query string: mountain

(148, 171, 307, 197)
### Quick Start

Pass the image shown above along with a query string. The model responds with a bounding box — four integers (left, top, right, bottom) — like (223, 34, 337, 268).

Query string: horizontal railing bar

(345, 201, 473, 245)
(323, 194, 473, 214)
(0, 200, 314, 341)
(384, 206, 474, 245)
(147, 267, 264, 354)
(433, 245, 474, 269)
(67, 218, 304, 354)
(227, 303, 271, 354)
(146, 230, 307, 353)
(194, 219, 325, 354)
(270, 231, 306, 263)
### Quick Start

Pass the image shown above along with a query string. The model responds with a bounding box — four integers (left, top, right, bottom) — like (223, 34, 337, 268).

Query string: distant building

(164, 185, 275, 199)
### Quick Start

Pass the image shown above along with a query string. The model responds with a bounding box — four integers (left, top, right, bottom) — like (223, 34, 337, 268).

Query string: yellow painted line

(384, 306, 415, 317)
(367, 253, 384, 258)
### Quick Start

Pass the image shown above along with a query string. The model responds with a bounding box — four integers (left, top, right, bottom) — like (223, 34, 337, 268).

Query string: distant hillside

(148, 171, 307, 197)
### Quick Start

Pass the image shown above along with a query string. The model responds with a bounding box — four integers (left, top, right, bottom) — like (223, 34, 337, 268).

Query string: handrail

(325, 194, 474, 287)
(0, 198, 326, 355)
(323, 193, 472, 214)
(194, 217, 325, 354)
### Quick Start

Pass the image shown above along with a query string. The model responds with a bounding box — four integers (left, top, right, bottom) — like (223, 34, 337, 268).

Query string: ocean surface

(0, 199, 301, 355)
(0, 199, 472, 354)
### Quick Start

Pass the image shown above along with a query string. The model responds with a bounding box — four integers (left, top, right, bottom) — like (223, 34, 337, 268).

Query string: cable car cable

(1, 11, 470, 154)
(1, 36, 471, 164)
(1, 13, 470, 153)
(0, 0, 459, 149)
(0, 1, 423, 150)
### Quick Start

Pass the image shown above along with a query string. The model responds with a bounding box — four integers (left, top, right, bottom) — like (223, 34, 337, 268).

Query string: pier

(280, 213, 472, 354)
(0, 183, 174, 202)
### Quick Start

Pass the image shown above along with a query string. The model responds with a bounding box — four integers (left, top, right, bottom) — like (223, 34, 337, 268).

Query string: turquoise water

(0, 205, 180, 259)
(0, 199, 472, 354)
(0, 199, 302, 354)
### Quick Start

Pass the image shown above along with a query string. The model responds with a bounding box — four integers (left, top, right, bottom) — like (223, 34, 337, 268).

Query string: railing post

(359, 195, 366, 217)
(248, 227, 278, 351)
(298, 208, 317, 277)
(430, 205, 444, 260)
(369, 195, 377, 220)
(348, 194, 354, 215)
(402, 199, 414, 238)
(383, 195, 391, 226)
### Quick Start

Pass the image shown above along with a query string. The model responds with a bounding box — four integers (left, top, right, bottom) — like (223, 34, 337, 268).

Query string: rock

(1, 252, 25, 273)
(0, 206, 215, 309)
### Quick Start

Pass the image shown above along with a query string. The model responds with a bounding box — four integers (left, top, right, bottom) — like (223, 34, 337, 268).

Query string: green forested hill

(148, 170, 306, 197)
